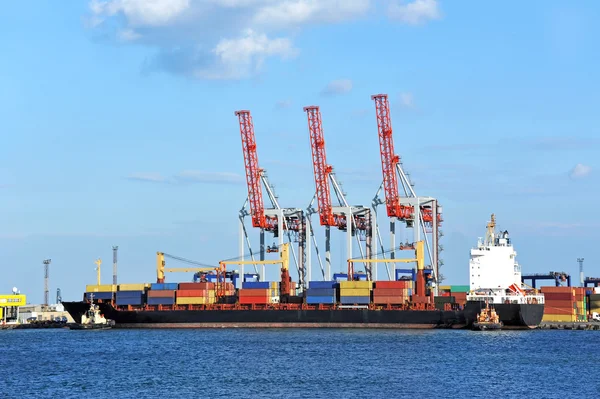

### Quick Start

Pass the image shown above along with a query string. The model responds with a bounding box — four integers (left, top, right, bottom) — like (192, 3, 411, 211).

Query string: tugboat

(69, 294, 115, 330)
(472, 302, 503, 331)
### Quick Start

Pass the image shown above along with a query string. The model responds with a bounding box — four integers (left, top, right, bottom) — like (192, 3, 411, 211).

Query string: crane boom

(235, 110, 267, 229)
(371, 94, 413, 220)
(304, 106, 336, 226)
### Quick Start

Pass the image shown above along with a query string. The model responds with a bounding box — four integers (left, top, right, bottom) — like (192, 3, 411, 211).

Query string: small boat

(69, 295, 115, 330)
(472, 302, 503, 331)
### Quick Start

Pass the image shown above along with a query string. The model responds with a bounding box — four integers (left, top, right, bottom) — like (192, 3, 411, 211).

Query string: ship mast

(485, 214, 496, 246)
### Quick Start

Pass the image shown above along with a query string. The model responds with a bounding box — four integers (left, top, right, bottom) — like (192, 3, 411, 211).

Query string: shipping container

(372, 296, 406, 304)
(306, 296, 336, 304)
(118, 284, 146, 291)
(242, 281, 271, 289)
(150, 283, 178, 290)
(85, 284, 116, 293)
(450, 285, 470, 293)
(542, 314, 576, 322)
(177, 290, 215, 298)
(238, 296, 271, 304)
(306, 288, 336, 297)
(540, 286, 575, 294)
(339, 288, 370, 297)
(176, 297, 215, 305)
(308, 281, 338, 289)
(374, 281, 412, 289)
(339, 296, 370, 305)
(147, 297, 175, 306)
(115, 290, 144, 298)
(542, 292, 574, 301)
(238, 289, 270, 298)
(115, 297, 143, 306)
(147, 290, 175, 298)
(339, 281, 372, 289)
(372, 288, 408, 296)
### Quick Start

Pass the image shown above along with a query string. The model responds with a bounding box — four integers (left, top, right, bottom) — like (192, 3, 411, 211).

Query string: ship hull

(464, 301, 544, 329)
(62, 301, 466, 329)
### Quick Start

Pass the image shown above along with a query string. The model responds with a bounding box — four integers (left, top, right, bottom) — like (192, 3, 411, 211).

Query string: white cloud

(399, 92, 414, 107)
(201, 29, 298, 79)
(388, 0, 441, 25)
(87, 0, 439, 80)
(90, 0, 190, 26)
(569, 163, 592, 179)
(321, 79, 353, 96)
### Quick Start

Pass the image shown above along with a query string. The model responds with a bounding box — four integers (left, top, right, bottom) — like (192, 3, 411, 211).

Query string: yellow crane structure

(347, 241, 427, 296)
(156, 252, 221, 284)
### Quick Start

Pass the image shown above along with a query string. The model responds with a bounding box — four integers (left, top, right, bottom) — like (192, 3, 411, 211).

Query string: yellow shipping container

(86, 284, 117, 293)
(270, 282, 279, 289)
(438, 285, 451, 291)
(176, 297, 216, 305)
(542, 314, 576, 322)
(339, 281, 372, 289)
(118, 284, 146, 291)
(340, 288, 371, 297)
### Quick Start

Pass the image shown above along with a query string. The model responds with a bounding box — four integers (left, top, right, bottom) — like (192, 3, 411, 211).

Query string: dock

(538, 322, 600, 330)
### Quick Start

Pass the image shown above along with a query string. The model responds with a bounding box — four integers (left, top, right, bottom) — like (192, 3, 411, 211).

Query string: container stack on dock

(116, 284, 147, 306)
(148, 283, 178, 306)
(339, 281, 372, 305)
(589, 292, 600, 315)
(306, 281, 337, 304)
(372, 280, 411, 304)
(238, 282, 279, 304)
(84, 284, 116, 301)
(541, 286, 587, 322)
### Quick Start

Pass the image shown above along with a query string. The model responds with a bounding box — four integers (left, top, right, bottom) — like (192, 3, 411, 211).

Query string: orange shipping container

(238, 289, 270, 298)
(540, 286, 574, 294)
(148, 290, 175, 298)
(373, 288, 406, 296)
(177, 290, 213, 298)
(373, 296, 406, 304)
(239, 296, 270, 304)
(374, 281, 412, 289)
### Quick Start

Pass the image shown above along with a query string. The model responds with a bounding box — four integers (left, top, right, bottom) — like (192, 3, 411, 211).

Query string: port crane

(303, 105, 373, 280)
(370, 94, 442, 288)
(156, 252, 223, 284)
(235, 110, 306, 288)
(521, 271, 571, 288)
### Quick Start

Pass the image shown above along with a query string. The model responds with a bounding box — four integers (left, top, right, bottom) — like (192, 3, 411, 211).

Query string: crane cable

(163, 253, 217, 268)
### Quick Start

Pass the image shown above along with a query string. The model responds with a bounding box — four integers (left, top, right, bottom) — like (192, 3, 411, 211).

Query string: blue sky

(1, 0, 598, 303)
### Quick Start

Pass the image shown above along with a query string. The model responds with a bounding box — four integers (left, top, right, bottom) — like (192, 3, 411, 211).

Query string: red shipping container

(239, 289, 270, 297)
(373, 288, 405, 296)
(178, 282, 210, 290)
(373, 296, 406, 304)
(412, 296, 430, 304)
(148, 290, 175, 298)
(374, 281, 412, 289)
(543, 293, 574, 301)
(177, 290, 211, 297)
(239, 296, 270, 304)
(541, 286, 574, 294)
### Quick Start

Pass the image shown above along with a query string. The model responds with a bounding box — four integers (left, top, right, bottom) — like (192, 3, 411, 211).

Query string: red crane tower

(235, 110, 306, 288)
(370, 94, 443, 287)
(303, 105, 372, 280)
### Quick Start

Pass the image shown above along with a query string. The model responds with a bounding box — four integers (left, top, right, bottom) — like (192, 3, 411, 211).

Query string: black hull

(62, 301, 466, 329)
(464, 301, 544, 329)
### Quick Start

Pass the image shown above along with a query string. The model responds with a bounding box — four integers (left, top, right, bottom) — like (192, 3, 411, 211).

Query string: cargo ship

(62, 215, 543, 329)
(463, 214, 545, 329)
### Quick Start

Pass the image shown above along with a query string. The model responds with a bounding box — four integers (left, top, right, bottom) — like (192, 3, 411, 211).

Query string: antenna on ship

(43, 259, 51, 310)
(485, 214, 496, 245)
(113, 246, 118, 286)
(578, 258, 584, 287)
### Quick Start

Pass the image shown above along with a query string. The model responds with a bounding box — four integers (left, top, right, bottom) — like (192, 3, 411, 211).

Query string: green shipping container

(451, 285, 470, 293)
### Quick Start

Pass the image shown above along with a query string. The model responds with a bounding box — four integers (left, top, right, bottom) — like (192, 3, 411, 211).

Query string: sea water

(1, 328, 599, 398)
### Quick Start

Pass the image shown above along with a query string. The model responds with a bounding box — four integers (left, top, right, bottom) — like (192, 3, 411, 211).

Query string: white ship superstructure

(467, 214, 544, 305)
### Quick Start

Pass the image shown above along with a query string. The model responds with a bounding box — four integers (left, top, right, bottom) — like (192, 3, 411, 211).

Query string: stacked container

(450, 285, 469, 306)
(339, 281, 372, 305)
(372, 280, 412, 304)
(306, 281, 337, 304)
(176, 282, 216, 305)
(541, 286, 577, 322)
(238, 281, 279, 304)
(574, 287, 587, 321)
(115, 290, 144, 306)
(84, 284, 116, 301)
(147, 283, 178, 306)
(589, 293, 600, 315)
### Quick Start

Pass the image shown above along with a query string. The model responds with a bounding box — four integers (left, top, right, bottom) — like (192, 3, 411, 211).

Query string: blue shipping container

(116, 290, 144, 298)
(242, 281, 270, 289)
(306, 296, 336, 304)
(150, 283, 178, 290)
(147, 297, 175, 306)
(308, 281, 338, 289)
(115, 297, 143, 306)
(339, 296, 370, 305)
(306, 288, 336, 297)
(84, 292, 113, 300)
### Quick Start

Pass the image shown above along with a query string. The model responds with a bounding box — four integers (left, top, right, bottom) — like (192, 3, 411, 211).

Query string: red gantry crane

(370, 94, 443, 288)
(303, 105, 372, 280)
(235, 110, 306, 289)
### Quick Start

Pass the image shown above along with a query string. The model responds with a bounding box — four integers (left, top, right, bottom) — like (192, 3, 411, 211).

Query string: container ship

(63, 215, 544, 329)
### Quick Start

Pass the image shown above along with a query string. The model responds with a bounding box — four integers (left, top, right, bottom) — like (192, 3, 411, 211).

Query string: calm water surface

(2, 328, 598, 398)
